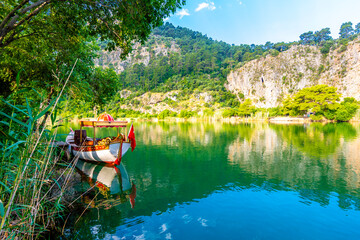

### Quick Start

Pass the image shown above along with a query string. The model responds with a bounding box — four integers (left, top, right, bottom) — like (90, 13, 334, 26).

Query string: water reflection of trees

(129, 122, 360, 213)
(136, 122, 228, 146)
(228, 123, 360, 210)
(270, 123, 357, 158)
(64, 122, 360, 239)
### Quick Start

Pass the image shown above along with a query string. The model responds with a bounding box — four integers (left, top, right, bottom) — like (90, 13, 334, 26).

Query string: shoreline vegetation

(66, 114, 360, 124)
(61, 85, 360, 125)
(0, 63, 83, 239)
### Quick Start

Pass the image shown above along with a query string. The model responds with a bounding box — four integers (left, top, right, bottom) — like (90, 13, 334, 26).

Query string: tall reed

(0, 61, 78, 239)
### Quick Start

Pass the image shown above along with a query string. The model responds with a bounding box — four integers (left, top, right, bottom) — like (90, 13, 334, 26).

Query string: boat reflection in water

(75, 160, 136, 209)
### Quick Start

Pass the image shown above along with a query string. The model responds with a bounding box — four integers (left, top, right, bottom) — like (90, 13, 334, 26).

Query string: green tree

(314, 28, 332, 44)
(335, 97, 359, 122)
(300, 31, 315, 45)
(320, 40, 334, 54)
(281, 85, 340, 117)
(90, 67, 119, 106)
(355, 23, 360, 34)
(238, 99, 256, 117)
(0, 0, 185, 54)
(339, 22, 354, 39)
(222, 108, 237, 118)
(0, 0, 186, 100)
(158, 109, 177, 119)
(179, 109, 196, 118)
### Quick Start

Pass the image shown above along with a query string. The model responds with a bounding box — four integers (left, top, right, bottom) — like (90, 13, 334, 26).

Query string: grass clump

(0, 72, 76, 239)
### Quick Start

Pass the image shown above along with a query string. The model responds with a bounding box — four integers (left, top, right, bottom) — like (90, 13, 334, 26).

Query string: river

(57, 121, 360, 239)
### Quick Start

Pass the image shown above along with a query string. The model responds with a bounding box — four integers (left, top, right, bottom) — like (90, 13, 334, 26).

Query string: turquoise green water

(60, 122, 360, 239)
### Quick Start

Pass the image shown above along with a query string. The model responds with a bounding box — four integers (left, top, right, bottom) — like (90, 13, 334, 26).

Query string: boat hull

(71, 142, 131, 164)
(66, 133, 131, 164)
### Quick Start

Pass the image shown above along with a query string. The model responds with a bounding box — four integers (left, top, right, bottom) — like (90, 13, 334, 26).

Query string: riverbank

(65, 115, 360, 124)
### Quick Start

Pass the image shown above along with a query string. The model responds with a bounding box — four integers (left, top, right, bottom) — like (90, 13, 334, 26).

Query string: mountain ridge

(94, 23, 360, 112)
(226, 39, 360, 108)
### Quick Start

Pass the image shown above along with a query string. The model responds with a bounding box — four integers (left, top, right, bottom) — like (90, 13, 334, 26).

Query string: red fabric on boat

(97, 113, 114, 121)
(128, 124, 136, 152)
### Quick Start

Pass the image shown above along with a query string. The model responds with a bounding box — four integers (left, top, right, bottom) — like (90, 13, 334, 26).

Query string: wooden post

(93, 122, 96, 146)
(80, 122, 83, 145)
(116, 139, 123, 165)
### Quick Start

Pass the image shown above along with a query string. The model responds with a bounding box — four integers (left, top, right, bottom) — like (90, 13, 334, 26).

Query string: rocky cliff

(94, 36, 180, 74)
(226, 38, 360, 108)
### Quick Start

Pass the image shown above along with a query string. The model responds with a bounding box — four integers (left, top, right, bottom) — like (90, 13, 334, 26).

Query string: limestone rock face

(200, 92, 213, 103)
(94, 38, 180, 74)
(226, 39, 360, 108)
(119, 90, 132, 99)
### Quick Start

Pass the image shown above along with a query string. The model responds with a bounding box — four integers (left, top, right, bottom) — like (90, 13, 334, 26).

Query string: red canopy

(97, 113, 114, 122)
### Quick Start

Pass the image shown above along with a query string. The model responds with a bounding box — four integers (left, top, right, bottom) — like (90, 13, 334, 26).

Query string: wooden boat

(66, 114, 136, 165)
(75, 160, 136, 208)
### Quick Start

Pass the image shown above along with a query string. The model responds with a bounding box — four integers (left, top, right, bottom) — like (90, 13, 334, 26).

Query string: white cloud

(176, 9, 190, 19)
(195, 2, 216, 12)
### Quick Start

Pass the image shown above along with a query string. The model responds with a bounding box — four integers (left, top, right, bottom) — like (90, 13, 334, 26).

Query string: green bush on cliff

(203, 108, 215, 117)
(238, 99, 256, 117)
(158, 109, 177, 119)
(222, 108, 238, 118)
(179, 110, 197, 118)
(268, 107, 282, 117)
(320, 40, 334, 54)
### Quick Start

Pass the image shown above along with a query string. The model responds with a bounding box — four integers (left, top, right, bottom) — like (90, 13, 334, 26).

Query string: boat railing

(78, 120, 129, 146)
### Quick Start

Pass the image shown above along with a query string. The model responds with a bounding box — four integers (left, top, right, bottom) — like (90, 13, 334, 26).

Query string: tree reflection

(227, 123, 360, 210)
(61, 122, 360, 239)
(270, 123, 357, 158)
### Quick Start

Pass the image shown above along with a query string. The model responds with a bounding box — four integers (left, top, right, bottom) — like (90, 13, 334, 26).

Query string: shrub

(179, 110, 196, 118)
(222, 108, 237, 118)
(334, 97, 359, 122)
(335, 107, 352, 122)
(268, 107, 282, 117)
(320, 41, 334, 54)
(323, 110, 337, 120)
(157, 109, 177, 119)
(270, 49, 280, 57)
(203, 108, 214, 117)
(310, 114, 323, 121)
(338, 45, 347, 53)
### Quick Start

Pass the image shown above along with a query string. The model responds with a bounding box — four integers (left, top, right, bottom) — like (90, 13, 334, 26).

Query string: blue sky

(166, 0, 360, 45)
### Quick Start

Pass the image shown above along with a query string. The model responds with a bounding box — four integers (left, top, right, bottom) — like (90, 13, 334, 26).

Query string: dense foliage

(0, 0, 185, 104)
(0, 0, 185, 53)
(113, 21, 360, 115)
(280, 85, 359, 121)
(222, 99, 256, 118)
(119, 22, 293, 96)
